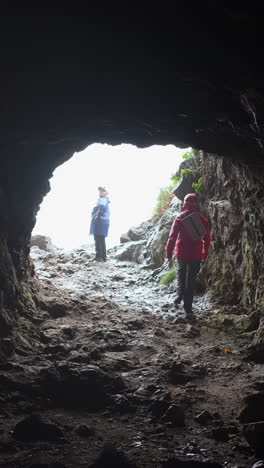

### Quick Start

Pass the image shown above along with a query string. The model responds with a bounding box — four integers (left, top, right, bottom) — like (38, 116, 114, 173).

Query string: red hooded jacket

(166, 205, 211, 261)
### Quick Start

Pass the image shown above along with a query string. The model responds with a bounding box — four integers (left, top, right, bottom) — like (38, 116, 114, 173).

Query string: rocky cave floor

(0, 244, 264, 468)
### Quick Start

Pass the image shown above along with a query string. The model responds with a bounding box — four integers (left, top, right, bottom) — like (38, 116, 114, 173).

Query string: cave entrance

(32, 143, 189, 251)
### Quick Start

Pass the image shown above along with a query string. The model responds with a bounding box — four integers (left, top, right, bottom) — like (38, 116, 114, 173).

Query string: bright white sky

(33, 143, 189, 249)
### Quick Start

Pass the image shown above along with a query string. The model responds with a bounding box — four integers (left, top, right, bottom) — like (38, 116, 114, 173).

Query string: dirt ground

(0, 245, 263, 468)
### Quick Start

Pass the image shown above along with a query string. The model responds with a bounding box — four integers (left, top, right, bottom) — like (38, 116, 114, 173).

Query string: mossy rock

(200, 326, 225, 336)
(204, 313, 256, 334)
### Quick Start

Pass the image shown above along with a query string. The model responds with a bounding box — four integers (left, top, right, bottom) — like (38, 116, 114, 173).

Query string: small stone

(75, 424, 95, 437)
(252, 462, 264, 468)
(162, 404, 185, 427)
(195, 410, 213, 425)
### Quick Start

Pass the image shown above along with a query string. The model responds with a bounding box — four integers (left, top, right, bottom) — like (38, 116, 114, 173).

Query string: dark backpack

(180, 211, 207, 241)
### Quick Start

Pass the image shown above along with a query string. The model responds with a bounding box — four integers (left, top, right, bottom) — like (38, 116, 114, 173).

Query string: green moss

(23, 290, 36, 308)
(192, 177, 203, 195)
(182, 151, 193, 160)
(159, 268, 176, 285)
(153, 185, 175, 218)
(200, 326, 222, 336)
(240, 330, 257, 339)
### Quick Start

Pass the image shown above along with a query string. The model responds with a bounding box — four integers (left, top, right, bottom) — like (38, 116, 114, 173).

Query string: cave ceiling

(0, 4, 264, 172)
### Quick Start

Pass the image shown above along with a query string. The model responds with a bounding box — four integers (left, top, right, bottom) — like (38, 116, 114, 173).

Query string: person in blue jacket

(90, 186, 110, 261)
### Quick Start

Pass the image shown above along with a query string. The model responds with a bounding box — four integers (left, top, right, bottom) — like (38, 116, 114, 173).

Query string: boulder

(248, 316, 264, 363)
(30, 235, 54, 251)
(243, 421, 264, 457)
(173, 157, 201, 201)
(39, 363, 125, 410)
(195, 410, 213, 425)
(113, 240, 146, 263)
(238, 392, 264, 423)
(75, 424, 96, 437)
(89, 445, 137, 468)
(120, 222, 150, 243)
(145, 197, 180, 268)
(162, 404, 185, 426)
(13, 414, 64, 441)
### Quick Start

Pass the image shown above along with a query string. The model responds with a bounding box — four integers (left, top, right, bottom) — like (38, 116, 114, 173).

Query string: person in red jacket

(166, 193, 211, 317)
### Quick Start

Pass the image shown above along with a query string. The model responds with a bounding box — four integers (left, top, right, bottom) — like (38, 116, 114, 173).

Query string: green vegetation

(182, 150, 193, 160)
(181, 168, 194, 177)
(153, 148, 203, 218)
(170, 174, 179, 185)
(153, 184, 174, 217)
(192, 177, 203, 195)
(159, 268, 176, 285)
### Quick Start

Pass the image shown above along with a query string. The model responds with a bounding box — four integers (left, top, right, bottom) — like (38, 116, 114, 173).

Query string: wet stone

(243, 421, 264, 457)
(89, 445, 137, 468)
(62, 327, 76, 340)
(39, 363, 125, 410)
(75, 424, 95, 437)
(46, 302, 68, 319)
(162, 404, 185, 427)
(150, 390, 171, 418)
(252, 462, 264, 468)
(161, 458, 223, 467)
(195, 410, 213, 425)
(166, 361, 203, 385)
(238, 392, 264, 423)
(111, 394, 136, 414)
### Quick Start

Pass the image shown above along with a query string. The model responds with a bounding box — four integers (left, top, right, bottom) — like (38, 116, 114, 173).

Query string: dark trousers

(177, 258, 201, 311)
(94, 235, 106, 260)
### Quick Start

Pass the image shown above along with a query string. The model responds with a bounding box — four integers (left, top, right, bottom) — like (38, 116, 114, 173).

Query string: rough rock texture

(30, 235, 54, 251)
(113, 240, 147, 263)
(144, 198, 181, 268)
(1, 5, 264, 358)
(200, 152, 264, 310)
(0, 244, 260, 467)
(173, 154, 202, 200)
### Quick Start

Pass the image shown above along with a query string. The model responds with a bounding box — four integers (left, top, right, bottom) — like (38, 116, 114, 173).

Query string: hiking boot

(184, 308, 196, 322)
(174, 295, 183, 307)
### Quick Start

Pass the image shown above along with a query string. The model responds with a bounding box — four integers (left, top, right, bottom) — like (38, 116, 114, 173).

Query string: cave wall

(202, 153, 264, 310)
(1, 5, 264, 354)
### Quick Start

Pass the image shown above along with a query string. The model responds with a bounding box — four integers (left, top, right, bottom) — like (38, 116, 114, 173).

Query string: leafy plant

(153, 184, 174, 218)
(159, 268, 176, 285)
(182, 150, 193, 160)
(192, 177, 203, 195)
(170, 173, 179, 185)
(180, 168, 194, 177)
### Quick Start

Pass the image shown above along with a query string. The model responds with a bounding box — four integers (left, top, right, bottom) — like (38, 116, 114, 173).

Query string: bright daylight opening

(33, 143, 190, 250)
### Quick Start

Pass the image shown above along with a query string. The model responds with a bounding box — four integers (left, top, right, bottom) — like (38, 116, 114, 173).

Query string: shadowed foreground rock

(13, 414, 64, 442)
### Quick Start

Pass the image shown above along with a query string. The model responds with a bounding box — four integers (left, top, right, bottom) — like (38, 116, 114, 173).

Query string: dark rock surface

(1, 5, 264, 466)
(1, 6, 264, 379)
(0, 245, 261, 467)
(243, 421, 264, 457)
(30, 236, 55, 251)
(13, 414, 64, 442)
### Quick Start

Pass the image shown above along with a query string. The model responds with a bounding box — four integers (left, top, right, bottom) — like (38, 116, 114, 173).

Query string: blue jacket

(89, 196, 110, 237)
